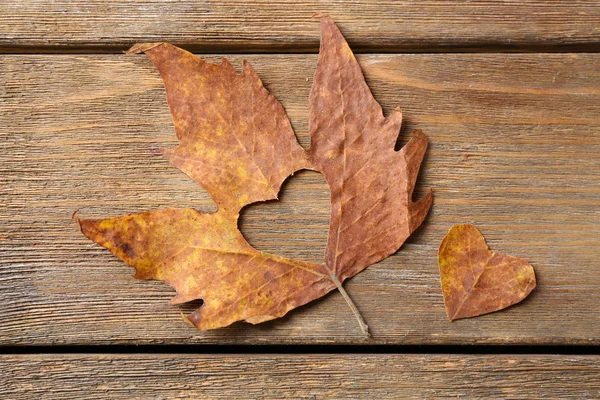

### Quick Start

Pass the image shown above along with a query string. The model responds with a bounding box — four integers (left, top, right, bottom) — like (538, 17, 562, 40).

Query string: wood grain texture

(2, 1, 600, 52)
(1, 53, 599, 345)
(2, 354, 599, 399)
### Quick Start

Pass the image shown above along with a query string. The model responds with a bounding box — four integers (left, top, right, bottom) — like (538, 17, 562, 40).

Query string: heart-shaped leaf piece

(438, 224, 536, 321)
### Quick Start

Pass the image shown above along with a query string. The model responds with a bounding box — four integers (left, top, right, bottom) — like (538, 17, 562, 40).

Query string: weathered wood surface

(2, 354, 599, 399)
(2, 1, 600, 52)
(1, 53, 599, 345)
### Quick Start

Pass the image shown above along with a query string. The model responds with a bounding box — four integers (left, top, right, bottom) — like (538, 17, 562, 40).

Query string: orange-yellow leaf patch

(438, 224, 536, 321)
(79, 209, 333, 329)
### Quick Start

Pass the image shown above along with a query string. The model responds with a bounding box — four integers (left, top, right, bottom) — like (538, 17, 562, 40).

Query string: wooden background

(1, 1, 599, 398)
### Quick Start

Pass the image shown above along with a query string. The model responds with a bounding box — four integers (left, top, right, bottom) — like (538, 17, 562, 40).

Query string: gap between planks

(2, 1, 600, 53)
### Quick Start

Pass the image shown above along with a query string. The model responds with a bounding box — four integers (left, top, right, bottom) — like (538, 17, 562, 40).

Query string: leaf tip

(125, 42, 164, 55)
(411, 128, 427, 142)
(218, 57, 237, 75)
(73, 210, 96, 238)
(390, 106, 403, 120)
(241, 59, 251, 70)
(385, 108, 403, 144)
(409, 188, 433, 233)
(77, 217, 101, 243)
(311, 12, 331, 20)
(180, 312, 196, 328)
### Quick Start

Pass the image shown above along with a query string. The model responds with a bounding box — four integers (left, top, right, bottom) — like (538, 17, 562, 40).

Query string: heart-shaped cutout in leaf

(438, 224, 536, 321)
(77, 17, 433, 334)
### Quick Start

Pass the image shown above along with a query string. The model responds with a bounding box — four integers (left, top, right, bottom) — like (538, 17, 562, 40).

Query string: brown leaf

(309, 17, 432, 281)
(438, 224, 536, 321)
(78, 17, 432, 332)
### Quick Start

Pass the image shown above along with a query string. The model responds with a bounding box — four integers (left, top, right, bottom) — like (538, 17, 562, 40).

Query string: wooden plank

(2, 354, 599, 399)
(1, 53, 599, 345)
(1, 1, 600, 52)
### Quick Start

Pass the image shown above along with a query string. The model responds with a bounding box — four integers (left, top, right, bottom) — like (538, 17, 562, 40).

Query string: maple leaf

(77, 17, 432, 334)
(438, 224, 536, 321)
(79, 43, 335, 331)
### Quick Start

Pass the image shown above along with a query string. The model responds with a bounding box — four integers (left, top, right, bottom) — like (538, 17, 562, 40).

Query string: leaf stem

(328, 271, 370, 337)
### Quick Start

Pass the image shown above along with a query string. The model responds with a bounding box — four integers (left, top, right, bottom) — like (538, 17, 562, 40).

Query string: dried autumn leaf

(79, 43, 335, 331)
(77, 17, 432, 333)
(309, 17, 433, 282)
(438, 224, 536, 321)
